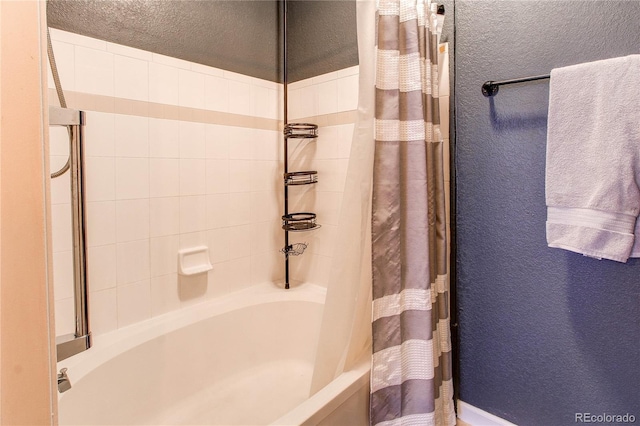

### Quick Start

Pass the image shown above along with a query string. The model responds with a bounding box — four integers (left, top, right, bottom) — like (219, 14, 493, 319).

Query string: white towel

(545, 54, 640, 262)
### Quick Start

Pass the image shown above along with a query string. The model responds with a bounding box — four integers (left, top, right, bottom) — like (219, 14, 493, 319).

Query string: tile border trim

(50, 89, 357, 131)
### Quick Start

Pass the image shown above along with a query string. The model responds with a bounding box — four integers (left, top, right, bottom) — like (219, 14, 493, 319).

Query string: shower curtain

(371, 1, 455, 425)
(309, 0, 376, 394)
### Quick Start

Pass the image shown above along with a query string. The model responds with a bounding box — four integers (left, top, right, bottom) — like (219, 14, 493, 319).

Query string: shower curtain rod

(481, 74, 550, 97)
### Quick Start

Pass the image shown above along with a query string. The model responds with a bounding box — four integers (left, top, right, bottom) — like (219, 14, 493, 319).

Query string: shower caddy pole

(283, 0, 290, 288)
(281, 0, 320, 289)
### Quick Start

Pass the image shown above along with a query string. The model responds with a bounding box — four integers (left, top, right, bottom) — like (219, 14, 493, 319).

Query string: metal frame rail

(50, 106, 91, 361)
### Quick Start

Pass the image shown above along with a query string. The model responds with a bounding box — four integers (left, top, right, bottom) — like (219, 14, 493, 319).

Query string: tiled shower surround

(49, 28, 358, 337)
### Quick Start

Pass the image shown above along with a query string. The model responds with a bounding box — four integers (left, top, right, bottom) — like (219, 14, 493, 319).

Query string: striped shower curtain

(371, 1, 455, 425)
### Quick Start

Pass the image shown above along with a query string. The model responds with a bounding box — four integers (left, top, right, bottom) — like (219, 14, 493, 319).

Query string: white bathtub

(57, 282, 370, 425)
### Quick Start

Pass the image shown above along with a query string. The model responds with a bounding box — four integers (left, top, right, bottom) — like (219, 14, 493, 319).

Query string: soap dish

(178, 246, 213, 276)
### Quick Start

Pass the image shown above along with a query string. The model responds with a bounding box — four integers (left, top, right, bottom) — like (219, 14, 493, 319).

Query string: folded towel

(546, 54, 640, 262)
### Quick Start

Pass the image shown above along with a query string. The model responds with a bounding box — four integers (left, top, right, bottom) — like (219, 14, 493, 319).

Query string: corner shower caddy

(281, 123, 320, 289)
(279, 0, 321, 289)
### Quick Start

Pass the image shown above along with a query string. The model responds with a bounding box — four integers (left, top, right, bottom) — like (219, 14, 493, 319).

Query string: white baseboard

(457, 400, 517, 426)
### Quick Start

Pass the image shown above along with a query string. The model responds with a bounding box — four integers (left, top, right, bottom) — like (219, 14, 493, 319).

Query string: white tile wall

(149, 118, 180, 158)
(179, 122, 206, 159)
(52, 250, 74, 300)
(150, 274, 181, 316)
(48, 28, 360, 336)
(227, 80, 252, 116)
(115, 199, 150, 242)
(337, 74, 359, 112)
(149, 159, 180, 197)
(115, 158, 149, 200)
(116, 239, 150, 285)
(206, 194, 230, 229)
(206, 159, 230, 194)
(180, 196, 207, 233)
(205, 125, 230, 159)
(229, 160, 253, 193)
(89, 288, 117, 335)
(117, 280, 151, 327)
(74, 45, 114, 97)
(149, 62, 179, 105)
(114, 55, 149, 101)
(84, 112, 115, 157)
(84, 157, 115, 202)
(150, 235, 179, 277)
(179, 159, 206, 195)
(87, 245, 116, 292)
(178, 69, 206, 109)
(51, 203, 73, 252)
(86, 201, 116, 247)
(115, 115, 149, 157)
(149, 197, 180, 237)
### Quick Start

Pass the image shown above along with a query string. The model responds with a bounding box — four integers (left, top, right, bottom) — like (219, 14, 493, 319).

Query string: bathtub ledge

(271, 355, 370, 426)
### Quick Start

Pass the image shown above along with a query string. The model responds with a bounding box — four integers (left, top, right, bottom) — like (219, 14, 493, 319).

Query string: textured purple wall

(455, 1, 640, 424)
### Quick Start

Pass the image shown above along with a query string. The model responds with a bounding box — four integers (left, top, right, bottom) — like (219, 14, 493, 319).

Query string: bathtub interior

(57, 283, 343, 425)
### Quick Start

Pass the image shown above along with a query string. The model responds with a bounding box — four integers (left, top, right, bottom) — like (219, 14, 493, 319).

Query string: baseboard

(457, 400, 517, 426)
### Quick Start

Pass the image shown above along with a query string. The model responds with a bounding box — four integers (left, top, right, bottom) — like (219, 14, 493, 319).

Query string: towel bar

(482, 74, 550, 97)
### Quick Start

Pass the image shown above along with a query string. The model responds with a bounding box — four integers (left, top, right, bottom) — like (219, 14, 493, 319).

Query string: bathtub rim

(270, 354, 371, 426)
(57, 281, 327, 392)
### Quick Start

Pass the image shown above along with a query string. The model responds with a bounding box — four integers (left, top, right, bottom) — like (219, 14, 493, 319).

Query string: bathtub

(57, 282, 370, 425)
